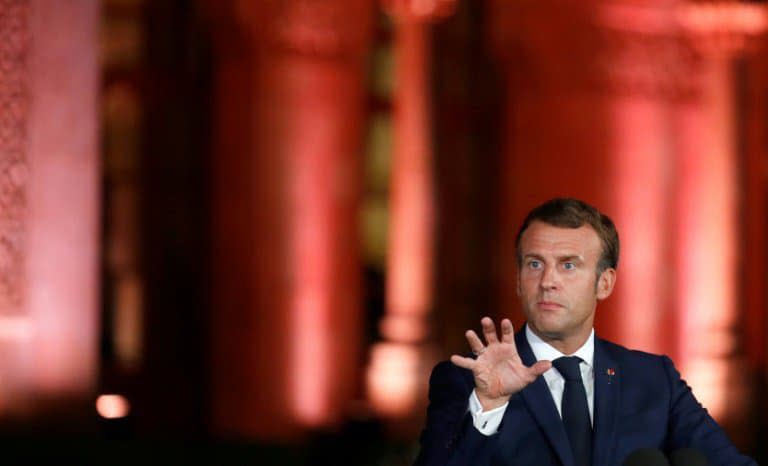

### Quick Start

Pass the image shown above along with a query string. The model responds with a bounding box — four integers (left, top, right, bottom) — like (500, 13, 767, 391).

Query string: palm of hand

(472, 342, 531, 398)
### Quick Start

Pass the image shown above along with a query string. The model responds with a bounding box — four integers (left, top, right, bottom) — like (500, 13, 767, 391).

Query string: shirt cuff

(468, 390, 508, 436)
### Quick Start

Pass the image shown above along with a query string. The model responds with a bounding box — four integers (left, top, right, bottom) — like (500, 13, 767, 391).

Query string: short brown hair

(515, 198, 619, 274)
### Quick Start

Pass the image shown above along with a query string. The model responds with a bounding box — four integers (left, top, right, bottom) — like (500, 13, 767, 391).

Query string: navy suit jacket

(414, 327, 756, 466)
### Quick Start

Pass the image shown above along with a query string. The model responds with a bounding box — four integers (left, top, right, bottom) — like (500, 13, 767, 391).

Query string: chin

(528, 321, 564, 338)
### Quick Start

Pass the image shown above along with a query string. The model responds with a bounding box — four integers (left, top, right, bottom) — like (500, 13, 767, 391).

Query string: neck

(529, 326, 591, 355)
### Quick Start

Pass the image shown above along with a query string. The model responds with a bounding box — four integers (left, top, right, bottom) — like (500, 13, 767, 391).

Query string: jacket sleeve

(413, 361, 499, 466)
(662, 356, 757, 466)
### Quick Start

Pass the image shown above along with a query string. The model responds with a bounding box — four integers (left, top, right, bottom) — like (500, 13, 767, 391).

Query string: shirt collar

(525, 324, 594, 368)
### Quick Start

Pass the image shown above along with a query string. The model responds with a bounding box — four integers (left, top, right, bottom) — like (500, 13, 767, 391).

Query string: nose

(539, 265, 559, 290)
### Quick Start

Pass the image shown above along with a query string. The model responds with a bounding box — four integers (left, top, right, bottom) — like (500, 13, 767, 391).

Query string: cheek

(518, 277, 538, 294)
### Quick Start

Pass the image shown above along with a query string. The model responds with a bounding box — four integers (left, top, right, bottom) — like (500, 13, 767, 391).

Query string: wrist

(476, 392, 511, 411)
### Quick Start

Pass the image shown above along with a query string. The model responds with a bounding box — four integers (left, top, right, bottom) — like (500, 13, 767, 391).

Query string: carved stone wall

(0, 0, 28, 316)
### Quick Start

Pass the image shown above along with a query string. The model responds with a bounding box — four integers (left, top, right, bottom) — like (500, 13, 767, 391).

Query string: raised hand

(450, 317, 551, 411)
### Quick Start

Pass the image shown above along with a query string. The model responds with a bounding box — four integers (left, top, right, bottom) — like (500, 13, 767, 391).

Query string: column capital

(677, 2, 768, 57)
(208, 0, 374, 60)
(235, 0, 375, 60)
(381, 0, 456, 22)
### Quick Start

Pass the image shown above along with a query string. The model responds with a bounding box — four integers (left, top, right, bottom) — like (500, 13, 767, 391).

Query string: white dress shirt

(468, 326, 595, 435)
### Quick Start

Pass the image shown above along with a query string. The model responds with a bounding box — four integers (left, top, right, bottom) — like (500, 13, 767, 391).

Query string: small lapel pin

(607, 368, 616, 384)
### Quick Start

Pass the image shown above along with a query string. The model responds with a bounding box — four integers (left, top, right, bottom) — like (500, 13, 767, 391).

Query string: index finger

(464, 329, 485, 354)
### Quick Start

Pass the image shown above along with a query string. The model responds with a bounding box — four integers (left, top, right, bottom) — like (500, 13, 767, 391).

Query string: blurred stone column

(672, 0, 767, 439)
(0, 0, 100, 419)
(490, 0, 617, 331)
(210, 0, 374, 439)
(591, 2, 699, 355)
(365, 0, 454, 425)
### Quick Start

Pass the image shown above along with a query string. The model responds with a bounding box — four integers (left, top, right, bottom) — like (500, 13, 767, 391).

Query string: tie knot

(553, 356, 583, 381)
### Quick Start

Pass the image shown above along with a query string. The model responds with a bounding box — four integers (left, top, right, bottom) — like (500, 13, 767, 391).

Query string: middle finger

(481, 317, 499, 344)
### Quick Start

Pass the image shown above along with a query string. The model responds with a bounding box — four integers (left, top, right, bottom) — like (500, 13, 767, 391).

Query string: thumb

(530, 360, 552, 377)
(450, 354, 475, 370)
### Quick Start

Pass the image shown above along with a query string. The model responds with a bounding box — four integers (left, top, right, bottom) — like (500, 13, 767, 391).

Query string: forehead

(519, 221, 602, 258)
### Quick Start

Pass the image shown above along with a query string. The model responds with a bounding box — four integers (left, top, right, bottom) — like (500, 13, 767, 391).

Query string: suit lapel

(592, 338, 620, 466)
(514, 329, 575, 466)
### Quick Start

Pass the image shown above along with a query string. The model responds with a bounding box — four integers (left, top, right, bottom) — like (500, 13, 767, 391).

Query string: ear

(516, 269, 522, 296)
(596, 268, 616, 300)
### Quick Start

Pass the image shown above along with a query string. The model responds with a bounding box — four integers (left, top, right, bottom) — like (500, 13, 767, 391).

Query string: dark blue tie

(553, 356, 592, 466)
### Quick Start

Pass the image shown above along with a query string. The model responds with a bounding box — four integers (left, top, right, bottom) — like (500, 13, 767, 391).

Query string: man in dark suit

(414, 198, 756, 466)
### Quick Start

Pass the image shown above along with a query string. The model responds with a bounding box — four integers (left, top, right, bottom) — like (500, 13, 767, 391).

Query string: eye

(563, 262, 576, 271)
(527, 260, 542, 270)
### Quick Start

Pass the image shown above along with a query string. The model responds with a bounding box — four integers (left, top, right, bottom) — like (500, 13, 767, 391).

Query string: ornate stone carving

(0, 0, 28, 315)
(490, 1, 707, 100)
(596, 16, 705, 101)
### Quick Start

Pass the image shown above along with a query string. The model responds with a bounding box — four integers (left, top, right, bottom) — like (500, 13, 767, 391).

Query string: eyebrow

(522, 253, 584, 263)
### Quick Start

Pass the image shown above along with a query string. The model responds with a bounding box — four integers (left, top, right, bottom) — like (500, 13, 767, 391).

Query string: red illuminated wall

(204, 0, 766, 446)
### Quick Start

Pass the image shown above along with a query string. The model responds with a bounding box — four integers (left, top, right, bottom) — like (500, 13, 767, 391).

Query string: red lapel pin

(606, 368, 615, 384)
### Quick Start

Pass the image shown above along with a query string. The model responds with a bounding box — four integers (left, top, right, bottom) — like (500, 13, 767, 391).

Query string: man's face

(517, 221, 615, 349)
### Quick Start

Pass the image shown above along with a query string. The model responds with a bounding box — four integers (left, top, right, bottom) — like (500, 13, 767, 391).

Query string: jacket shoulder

(596, 337, 676, 378)
(597, 337, 670, 362)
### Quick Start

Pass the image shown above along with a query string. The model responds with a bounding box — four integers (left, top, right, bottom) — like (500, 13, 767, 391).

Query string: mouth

(536, 301, 564, 311)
